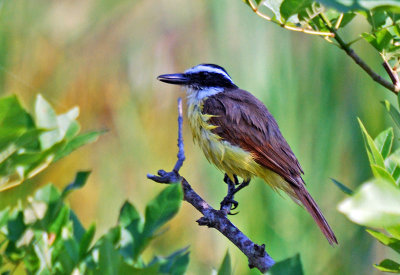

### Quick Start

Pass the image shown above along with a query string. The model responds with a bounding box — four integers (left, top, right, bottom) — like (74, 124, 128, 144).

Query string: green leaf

(338, 179, 400, 227)
(131, 184, 183, 259)
(217, 251, 232, 275)
(54, 130, 105, 162)
(387, 225, 400, 239)
(385, 148, 400, 183)
(7, 211, 25, 242)
(375, 259, 400, 272)
(56, 237, 80, 274)
(118, 201, 143, 261)
(119, 201, 142, 229)
(318, 1, 400, 12)
(367, 229, 400, 254)
(157, 247, 190, 275)
(35, 184, 61, 204)
(383, 100, 400, 129)
(48, 205, 70, 234)
(62, 171, 91, 198)
(70, 210, 86, 242)
(358, 118, 385, 168)
(363, 29, 393, 52)
(280, 0, 312, 21)
(79, 223, 96, 259)
(374, 128, 394, 159)
(367, 10, 389, 29)
(143, 183, 183, 237)
(330, 178, 353, 195)
(0, 95, 34, 131)
(371, 164, 397, 186)
(398, 90, 400, 109)
(97, 237, 122, 275)
(268, 254, 303, 275)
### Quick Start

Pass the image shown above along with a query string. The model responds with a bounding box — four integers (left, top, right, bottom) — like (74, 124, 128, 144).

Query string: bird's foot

(220, 174, 251, 215)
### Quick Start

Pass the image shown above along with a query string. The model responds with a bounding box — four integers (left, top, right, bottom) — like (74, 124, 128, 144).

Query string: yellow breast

(187, 100, 257, 180)
(186, 98, 295, 197)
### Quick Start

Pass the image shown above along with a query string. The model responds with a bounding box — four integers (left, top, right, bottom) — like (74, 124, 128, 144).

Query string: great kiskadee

(157, 64, 337, 245)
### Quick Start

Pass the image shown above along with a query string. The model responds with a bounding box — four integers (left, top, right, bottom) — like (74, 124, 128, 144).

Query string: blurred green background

(0, 0, 396, 274)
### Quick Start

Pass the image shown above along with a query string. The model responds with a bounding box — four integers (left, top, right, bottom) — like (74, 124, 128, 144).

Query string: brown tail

(293, 186, 338, 245)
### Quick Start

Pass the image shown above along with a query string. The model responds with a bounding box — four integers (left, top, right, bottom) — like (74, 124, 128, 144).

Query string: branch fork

(147, 98, 275, 273)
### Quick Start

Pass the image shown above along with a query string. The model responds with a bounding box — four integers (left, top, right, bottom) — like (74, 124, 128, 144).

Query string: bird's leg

(220, 174, 251, 215)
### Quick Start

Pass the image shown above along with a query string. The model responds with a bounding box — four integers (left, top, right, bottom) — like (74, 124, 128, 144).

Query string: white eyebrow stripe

(185, 66, 233, 82)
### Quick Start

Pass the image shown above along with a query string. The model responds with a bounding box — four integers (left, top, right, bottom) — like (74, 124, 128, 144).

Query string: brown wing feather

(203, 89, 303, 186)
(202, 89, 338, 245)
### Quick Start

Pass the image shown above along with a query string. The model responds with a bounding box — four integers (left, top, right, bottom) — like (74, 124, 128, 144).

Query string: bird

(157, 63, 337, 245)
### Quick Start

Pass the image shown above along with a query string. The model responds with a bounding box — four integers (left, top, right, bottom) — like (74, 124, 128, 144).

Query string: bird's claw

(220, 197, 239, 212)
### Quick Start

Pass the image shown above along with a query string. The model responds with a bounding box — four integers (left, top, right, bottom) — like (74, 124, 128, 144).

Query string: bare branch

(147, 97, 275, 273)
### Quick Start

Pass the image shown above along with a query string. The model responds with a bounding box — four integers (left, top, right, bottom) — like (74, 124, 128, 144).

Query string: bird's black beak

(157, 73, 189, 85)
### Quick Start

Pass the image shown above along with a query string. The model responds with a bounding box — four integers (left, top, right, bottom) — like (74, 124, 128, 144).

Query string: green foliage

(267, 254, 304, 275)
(217, 251, 232, 275)
(0, 93, 189, 274)
(246, 0, 400, 63)
(0, 174, 187, 274)
(0, 94, 103, 191)
(337, 92, 400, 272)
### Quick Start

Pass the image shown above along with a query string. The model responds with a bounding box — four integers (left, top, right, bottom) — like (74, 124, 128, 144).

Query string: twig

(147, 98, 275, 273)
(318, 14, 400, 95)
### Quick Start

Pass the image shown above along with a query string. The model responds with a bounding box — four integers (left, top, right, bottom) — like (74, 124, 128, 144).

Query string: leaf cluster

(245, 0, 400, 63)
(0, 95, 103, 191)
(335, 94, 400, 272)
(0, 172, 191, 274)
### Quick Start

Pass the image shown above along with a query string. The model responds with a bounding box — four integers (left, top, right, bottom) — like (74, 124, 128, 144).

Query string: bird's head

(157, 64, 237, 90)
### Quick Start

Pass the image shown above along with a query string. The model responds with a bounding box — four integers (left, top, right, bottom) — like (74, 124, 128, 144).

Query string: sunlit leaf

(35, 94, 60, 150)
(371, 164, 397, 186)
(367, 229, 400, 254)
(338, 179, 400, 227)
(387, 225, 400, 239)
(263, 0, 284, 20)
(375, 259, 400, 272)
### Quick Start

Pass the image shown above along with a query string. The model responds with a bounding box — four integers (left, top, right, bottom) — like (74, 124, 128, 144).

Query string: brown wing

(203, 89, 338, 245)
(202, 88, 303, 187)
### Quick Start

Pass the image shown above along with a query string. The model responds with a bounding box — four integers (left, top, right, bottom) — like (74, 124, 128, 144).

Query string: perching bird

(157, 64, 337, 245)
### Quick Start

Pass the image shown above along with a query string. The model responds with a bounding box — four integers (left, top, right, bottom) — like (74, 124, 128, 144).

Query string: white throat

(186, 86, 223, 106)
